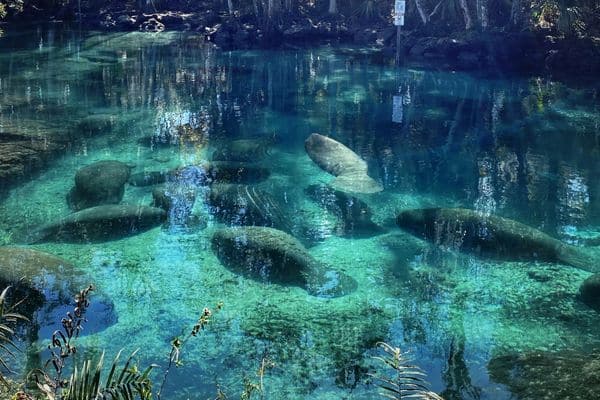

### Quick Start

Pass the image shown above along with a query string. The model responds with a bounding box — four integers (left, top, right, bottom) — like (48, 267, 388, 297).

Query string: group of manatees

(8, 131, 600, 306)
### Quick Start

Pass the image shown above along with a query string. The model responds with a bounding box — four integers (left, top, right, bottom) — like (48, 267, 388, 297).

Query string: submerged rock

(211, 226, 357, 297)
(488, 350, 600, 400)
(68, 160, 133, 210)
(580, 273, 600, 312)
(206, 162, 270, 184)
(27, 204, 166, 243)
(208, 184, 290, 230)
(305, 183, 385, 237)
(305, 133, 382, 194)
(396, 208, 599, 272)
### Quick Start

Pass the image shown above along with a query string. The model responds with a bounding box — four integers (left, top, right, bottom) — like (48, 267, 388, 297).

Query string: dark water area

(0, 27, 599, 399)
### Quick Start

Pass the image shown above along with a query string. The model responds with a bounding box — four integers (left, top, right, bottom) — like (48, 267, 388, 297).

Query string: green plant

(156, 302, 223, 400)
(61, 349, 153, 400)
(371, 342, 444, 400)
(0, 286, 28, 388)
(30, 285, 154, 400)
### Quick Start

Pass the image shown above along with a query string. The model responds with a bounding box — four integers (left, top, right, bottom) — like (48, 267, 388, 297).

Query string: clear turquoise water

(1, 28, 599, 399)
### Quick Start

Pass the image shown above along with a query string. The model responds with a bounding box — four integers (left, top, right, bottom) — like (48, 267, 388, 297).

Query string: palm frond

(371, 342, 444, 400)
(0, 286, 28, 387)
(63, 349, 153, 400)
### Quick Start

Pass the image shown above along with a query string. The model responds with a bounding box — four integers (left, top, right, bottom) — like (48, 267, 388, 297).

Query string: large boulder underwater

(211, 226, 357, 298)
(25, 204, 166, 244)
(67, 160, 133, 211)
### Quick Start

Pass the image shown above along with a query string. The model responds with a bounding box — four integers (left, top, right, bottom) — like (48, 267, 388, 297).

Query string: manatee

(305, 183, 385, 237)
(396, 208, 599, 272)
(579, 273, 600, 311)
(211, 226, 357, 297)
(0, 247, 117, 335)
(152, 185, 197, 226)
(304, 133, 382, 194)
(206, 162, 270, 184)
(0, 247, 76, 312)
(129, 170, 169, 187)
(212, 138, 273, 162)
(208, 184, 289, 230)
(68, 160, 133, 210)
(27, 205, 166, 243)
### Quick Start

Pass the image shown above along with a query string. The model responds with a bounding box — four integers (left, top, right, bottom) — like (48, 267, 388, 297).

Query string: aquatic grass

(371, 342, 444, 400)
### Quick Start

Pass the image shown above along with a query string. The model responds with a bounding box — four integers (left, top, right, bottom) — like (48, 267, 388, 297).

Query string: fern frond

(0, 286, 28, 387)
(62, 349, 153, 400)
(371, 342, 444, 400)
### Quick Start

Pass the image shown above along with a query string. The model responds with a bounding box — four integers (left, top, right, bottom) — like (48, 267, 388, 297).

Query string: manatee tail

(331, 173, 383, 194)
(304, 263, 358, 298)
(558, 245, 600, 273)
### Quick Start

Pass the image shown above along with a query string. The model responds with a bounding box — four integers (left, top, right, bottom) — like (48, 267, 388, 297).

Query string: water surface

(1, 28, 599, 400)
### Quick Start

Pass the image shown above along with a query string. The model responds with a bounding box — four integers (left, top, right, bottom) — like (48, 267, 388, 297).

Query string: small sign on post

(394, 0, 405, 26)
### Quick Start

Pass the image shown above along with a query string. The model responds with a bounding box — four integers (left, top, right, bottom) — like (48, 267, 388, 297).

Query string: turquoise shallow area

(1, 28, 600, 399)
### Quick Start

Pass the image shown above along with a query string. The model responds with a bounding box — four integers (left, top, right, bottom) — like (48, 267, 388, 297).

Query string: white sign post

(394, 0, 405, 63)
(394, 0, 405, 26)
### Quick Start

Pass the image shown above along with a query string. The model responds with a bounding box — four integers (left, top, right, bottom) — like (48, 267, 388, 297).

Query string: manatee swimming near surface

(396, 207, 599, 272)
(211, 226, 357, 298)
(208, 184, 290, 231)
(304, 133, 383, 194)
(27, 204, 166, 244)
(305, 183, 386, 237)
(68, 160, 133, 210)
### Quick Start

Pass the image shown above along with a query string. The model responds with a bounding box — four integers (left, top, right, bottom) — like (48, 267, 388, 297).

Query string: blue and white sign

(394, 0, 405, 26)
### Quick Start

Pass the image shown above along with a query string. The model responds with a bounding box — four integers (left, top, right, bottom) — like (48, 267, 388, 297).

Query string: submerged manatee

(129, 170, 169, 187)
(211, 226, 357, 297)
(206, 162, 270, 184)
(212, 138, 273, 162)
(28, 205, 166, 243)
(0, 247, 117, 334)
(68, 160, 133, 210)
(396, 208, 599, 272)
(151, 164, 210, 229)
(208, 184, 290, 230)
(579, 273, 600, 312)
(304, 133, 382, 194)
(305, 183, 385, 237)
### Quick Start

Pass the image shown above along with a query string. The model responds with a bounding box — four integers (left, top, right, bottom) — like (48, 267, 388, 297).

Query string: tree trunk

(328, 0, 337, 14)
(510, 0, 522, 29)
(414, 0, 428, 24)
(477, 0, 488, 29)
(228, 0, 234, 14)
(458, 0, 473, 30)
